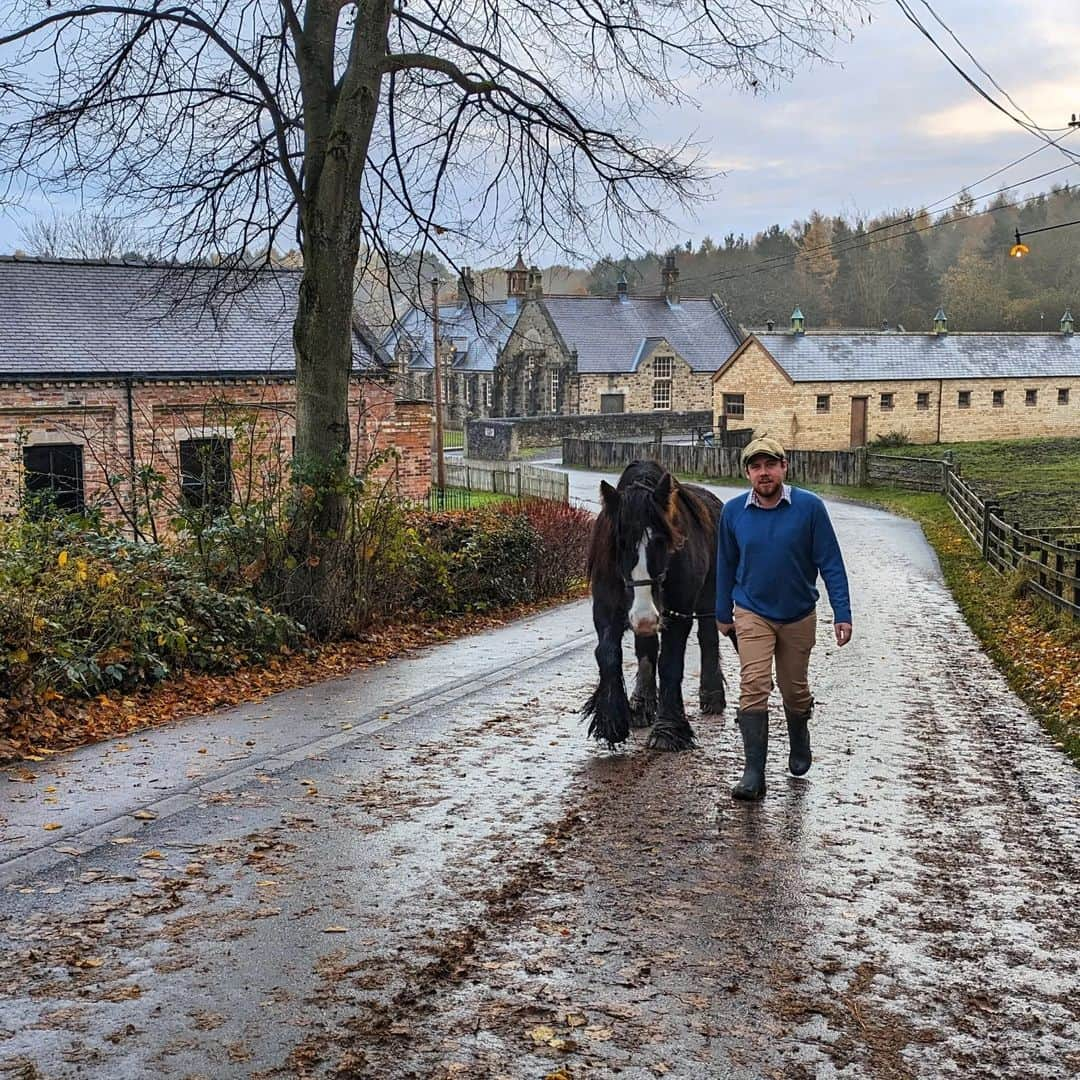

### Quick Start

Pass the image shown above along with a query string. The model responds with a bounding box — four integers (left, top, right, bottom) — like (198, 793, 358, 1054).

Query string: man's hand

(835, 622, 853, 647)
(716, 621, 735, 638)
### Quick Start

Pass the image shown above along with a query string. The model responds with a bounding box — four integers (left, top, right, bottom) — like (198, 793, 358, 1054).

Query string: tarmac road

(1, 469, 1077, 1079)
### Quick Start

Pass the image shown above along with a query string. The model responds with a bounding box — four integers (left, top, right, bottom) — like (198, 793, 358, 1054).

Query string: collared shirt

(745, 482, 792, 510)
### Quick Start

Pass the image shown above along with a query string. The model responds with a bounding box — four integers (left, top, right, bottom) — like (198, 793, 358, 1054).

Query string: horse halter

(622, 478, 667, 590)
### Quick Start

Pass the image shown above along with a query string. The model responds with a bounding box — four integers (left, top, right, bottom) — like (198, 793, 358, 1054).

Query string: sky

(640, 0, 1080, 249)
(1, 0, 1078, 260)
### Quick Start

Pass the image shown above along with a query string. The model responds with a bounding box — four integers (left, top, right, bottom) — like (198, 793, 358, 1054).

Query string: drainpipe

(936, 378, 943, 444)
(124, 374, 142, 541)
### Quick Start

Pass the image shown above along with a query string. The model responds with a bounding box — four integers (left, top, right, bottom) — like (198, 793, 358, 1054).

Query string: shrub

(872, 429, 912, 448)
(0, 515, 300, 701)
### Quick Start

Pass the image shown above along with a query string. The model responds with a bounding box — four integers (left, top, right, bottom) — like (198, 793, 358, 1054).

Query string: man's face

(746, 454, 787, 497)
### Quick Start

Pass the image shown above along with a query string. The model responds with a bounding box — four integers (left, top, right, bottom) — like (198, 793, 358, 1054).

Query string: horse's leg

(647, 618, 696, 751)
(629, 632, 658, 728)
(697, 616, 727, 714)
(582, 602, 632, 747)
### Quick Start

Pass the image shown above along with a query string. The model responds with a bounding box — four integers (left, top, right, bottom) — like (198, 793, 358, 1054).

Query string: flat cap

(741, 435, 786, 469)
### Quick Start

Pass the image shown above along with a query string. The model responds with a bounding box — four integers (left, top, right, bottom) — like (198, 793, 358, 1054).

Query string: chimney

(1062, 309, 1075, 336)
(766, 318, 775, 332)
(506, 252, 527, 299)
(790, 306, 805, 335)
(526, 265, 543, 300)
(457, 266, 474, 303)
(933, 306, 949, 336)
(881, 319, 890, 332)
(661, 253, 680, 306)
(616, 272, 629, 303)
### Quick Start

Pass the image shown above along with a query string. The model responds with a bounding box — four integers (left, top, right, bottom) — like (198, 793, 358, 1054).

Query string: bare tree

(0, 0, 860, 631)
(21, 211, 144, 260)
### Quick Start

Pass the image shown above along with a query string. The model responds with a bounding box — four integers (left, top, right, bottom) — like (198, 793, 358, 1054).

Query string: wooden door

(850, 397, 868, 448)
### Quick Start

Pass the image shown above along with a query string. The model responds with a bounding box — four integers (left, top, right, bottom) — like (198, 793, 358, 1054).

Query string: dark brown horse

(583, 460, 729, 750)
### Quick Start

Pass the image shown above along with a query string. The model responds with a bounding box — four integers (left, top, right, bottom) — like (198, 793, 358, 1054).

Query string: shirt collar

(745, 483, 792, 509)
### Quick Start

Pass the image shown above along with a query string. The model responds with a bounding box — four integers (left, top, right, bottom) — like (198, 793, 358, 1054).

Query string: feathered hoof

(645, 724, 697, 752)
(629, 693, 656, 728)
(699, 689, 727, 715)
(583, 687, 631, 748)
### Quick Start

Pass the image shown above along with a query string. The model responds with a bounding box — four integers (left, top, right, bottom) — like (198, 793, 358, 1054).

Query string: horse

(582, 459, 729, 751)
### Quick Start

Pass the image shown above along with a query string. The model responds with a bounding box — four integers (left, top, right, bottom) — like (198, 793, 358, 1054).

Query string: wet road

(1, 468, 1078, 1079)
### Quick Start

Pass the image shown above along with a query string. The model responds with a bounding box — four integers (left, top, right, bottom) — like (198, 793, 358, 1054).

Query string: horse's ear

(600, 480, 620, 516)
(653, 471, 677, 507)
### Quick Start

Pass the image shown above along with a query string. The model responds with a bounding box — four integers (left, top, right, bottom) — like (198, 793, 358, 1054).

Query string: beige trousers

(732, 605, 817, 713)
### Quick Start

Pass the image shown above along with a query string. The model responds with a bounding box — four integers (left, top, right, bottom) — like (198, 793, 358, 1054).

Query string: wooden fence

(946, 470, 1080, 621)
(562, 437, 868, 486)
(443, 460, 569, 502)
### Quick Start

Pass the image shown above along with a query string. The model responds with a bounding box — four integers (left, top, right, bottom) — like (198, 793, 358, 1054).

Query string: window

(916, 391, 930, 411)
(993, 389, 1005, 408)
(483, 379, 491, 409)
(179, 436, 232, 509)
(722, 394, 745, 418)
(880, 392, 894, 411)
(600, 393, 625, 414)
(23, 443, 84, 513)
(1025, 388, 1037, 406)
(550, 369, 560, 411)
(816, 394, 830, 413)
(957, 390, 971, 409)
(1057, 387, 1069, 405)
(652, 355, 672, 411)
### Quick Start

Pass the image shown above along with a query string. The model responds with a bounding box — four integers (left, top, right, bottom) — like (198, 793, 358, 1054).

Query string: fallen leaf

(43, 822, 62, 831)
(529, 1025, 557, 1044)
(132, 810, 158, 820)
(322, 926, 349, 933)
(140, 850, 165, 860)
(110, 837, 135, 845)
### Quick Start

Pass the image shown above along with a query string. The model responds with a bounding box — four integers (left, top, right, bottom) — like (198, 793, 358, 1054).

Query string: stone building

(382, 262, 523, 427)
(0, 258, 432, 531)
(711, 307, 1080, 450)
(493, 255, 744, 417)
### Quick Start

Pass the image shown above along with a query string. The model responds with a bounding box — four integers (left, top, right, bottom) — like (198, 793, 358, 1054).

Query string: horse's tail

(585, 510, 614, 585)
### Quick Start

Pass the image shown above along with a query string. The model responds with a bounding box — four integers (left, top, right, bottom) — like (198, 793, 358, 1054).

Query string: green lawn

(873, 436, 1080, 529)
(426, 486, 509, 511)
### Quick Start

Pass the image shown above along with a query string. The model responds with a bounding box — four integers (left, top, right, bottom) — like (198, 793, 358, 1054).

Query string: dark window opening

(957, 390, 971, 408)
(599, 393, 625, 414)
(1057, 388, 1069, 405)
(992, 389, 1005, 408)
(23, 443, 84, 514)
(916, 392, 930, 411)
(880, 392, 894, 411)
(179, 437, 232, 509)
(723, 394, 745, 418)
(1025, 389, 1037, 406)
(816, 394, 830, 413)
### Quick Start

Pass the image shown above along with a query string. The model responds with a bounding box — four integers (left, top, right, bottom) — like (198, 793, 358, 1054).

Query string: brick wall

(0, 376, 431, 528)
(713, 338, 1080, 449)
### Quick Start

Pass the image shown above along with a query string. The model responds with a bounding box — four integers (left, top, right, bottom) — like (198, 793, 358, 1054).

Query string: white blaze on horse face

(628, 530, 660, 635)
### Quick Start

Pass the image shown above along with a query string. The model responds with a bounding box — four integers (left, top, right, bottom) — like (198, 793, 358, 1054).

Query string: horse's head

(600, 470, 685, 636)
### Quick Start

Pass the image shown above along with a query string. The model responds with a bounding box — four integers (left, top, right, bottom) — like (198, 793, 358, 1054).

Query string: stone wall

(713, 337, 1080, 449)
(576, 347, 714, 415)
(0, 376, 431, 528)
(466, 409, 713, 460)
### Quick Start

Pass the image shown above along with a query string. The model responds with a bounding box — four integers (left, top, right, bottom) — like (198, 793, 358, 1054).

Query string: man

(716, 436, 852, 801)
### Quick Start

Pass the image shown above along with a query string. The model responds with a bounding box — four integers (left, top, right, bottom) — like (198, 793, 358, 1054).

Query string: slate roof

(0, 257, 389, 379)
(753, 330, 1080, 381)
(384, 296, 519, 373)
(541, 295, 742, 374)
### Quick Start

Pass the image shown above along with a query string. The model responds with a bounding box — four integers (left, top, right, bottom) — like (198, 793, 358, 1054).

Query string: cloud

(920, 79, 1080, 141)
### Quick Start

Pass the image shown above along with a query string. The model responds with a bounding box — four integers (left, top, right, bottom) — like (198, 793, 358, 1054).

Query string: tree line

(589, 184, 1080, 332)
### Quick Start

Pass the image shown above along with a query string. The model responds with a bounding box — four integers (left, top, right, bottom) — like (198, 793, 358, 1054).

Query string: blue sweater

(716, 487, 851, 625)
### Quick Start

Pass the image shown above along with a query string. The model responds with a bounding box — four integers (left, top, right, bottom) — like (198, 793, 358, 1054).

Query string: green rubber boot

(731, 709, 769, 801)
(784, 702, 813, 777)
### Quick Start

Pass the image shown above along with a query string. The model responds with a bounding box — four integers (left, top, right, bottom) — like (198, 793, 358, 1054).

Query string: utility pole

(431, 276, 446, 491)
